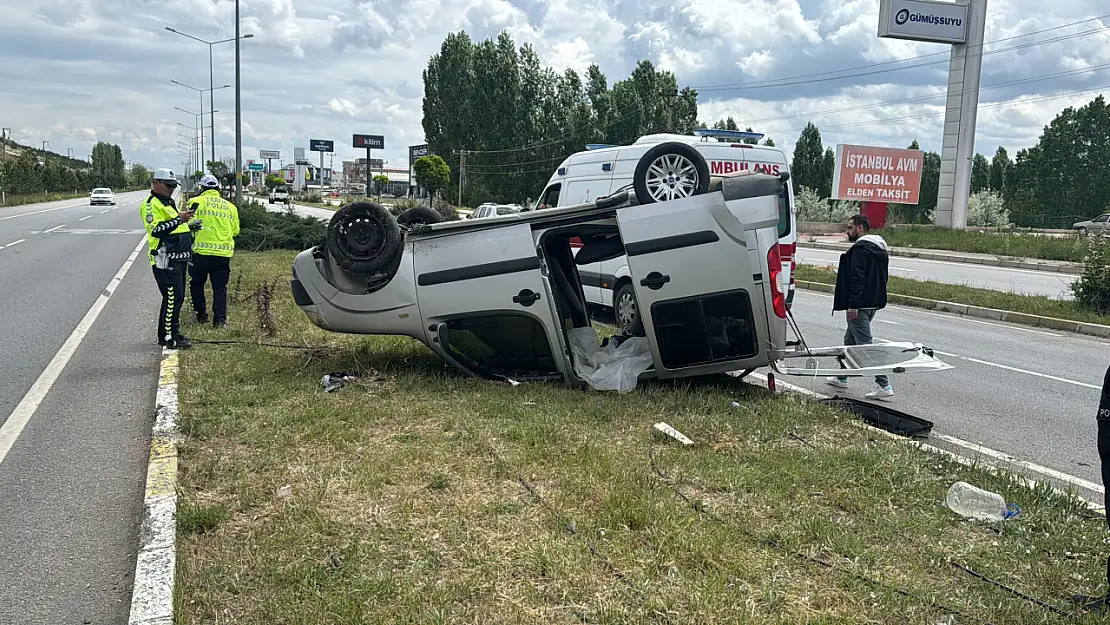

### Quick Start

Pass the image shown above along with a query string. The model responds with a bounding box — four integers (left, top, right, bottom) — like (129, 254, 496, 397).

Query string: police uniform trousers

(153, 261, 188, 343)
(189, 254, 232, 324)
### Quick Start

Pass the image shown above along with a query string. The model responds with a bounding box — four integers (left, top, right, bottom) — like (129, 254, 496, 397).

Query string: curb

(798, 242, 1083, 275)
(128, 348, 181, 625)
(795, 280, 1110, 339)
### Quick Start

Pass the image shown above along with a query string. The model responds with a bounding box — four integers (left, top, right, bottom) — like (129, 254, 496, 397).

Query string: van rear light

(569, 236, 583, 248)
(767, 245, 787, 319)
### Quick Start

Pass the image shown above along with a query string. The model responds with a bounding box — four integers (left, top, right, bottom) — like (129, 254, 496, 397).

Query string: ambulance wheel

(633, 142, 710, 205)
(614, 282, 644, 337)
(396, 206, 444, 227)
(326, 201, 402, 274)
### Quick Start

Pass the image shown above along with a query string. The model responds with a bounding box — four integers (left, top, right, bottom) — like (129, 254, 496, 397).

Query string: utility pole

(456, 149, 467, 206)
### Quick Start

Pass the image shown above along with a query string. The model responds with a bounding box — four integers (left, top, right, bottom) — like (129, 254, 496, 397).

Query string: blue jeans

(839, 308, 890, 388)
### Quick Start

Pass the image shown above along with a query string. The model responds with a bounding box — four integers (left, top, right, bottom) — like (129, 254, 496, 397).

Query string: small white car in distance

(90, 188, 115, 206)
(269, 186, 291, 205)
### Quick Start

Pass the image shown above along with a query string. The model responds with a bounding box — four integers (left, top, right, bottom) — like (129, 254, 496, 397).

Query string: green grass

(175, 251, 1110, 624)
(797, 264, 1110, 326)
(876, 226, 1087, 263)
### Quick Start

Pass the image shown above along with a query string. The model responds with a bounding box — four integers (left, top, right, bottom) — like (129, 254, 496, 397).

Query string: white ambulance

(531, 129, 798, 335)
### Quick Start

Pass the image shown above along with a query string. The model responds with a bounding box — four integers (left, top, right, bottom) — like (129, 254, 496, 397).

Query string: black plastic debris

(820, 396, 934, 438)
(321, 371, 359, 393)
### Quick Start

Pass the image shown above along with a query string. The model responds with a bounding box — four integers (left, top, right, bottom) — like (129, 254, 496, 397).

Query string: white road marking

(2, 239, 27, 249)
(78, 215, 92, 221)
(0, 202, 83, 221)
(100, 209, 110, 214)
(0, 237, 147, 467)
(749, 372, 1104, 503)
(875, 319, 903, 325)
(43, 224, 66, 233)
(889, 267, 916, 273)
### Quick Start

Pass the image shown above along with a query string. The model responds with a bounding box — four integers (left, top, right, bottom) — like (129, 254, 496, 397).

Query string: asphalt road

(797, 245, 1078, 300)
(0, 190, 164, 624)
(775, 291, 1107, 490)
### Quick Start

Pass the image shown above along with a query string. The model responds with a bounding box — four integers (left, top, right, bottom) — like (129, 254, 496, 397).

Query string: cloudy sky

(1, 0, 1107, 179)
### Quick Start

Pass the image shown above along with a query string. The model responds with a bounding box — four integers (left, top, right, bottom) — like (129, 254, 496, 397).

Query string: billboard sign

(248, 163, 264, 171)
(260, 149, 280, 160)
(831, 144, 924, 204)
(878, 0, 968, 44)
(310, 139, 334, 152)
(294, 147, 308, 164)
(409, 144, 430, 183)
(353, 134, 385, 149)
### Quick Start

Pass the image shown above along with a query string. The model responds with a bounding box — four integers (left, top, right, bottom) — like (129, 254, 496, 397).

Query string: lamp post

(175, 105, 220, 174)
(171, 81, 231, 170)
(164, 25, 253, 185)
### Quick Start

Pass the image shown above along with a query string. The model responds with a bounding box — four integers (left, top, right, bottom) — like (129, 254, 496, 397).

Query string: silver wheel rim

(617, 291, 637, 328)
(645, 153, 699, 202)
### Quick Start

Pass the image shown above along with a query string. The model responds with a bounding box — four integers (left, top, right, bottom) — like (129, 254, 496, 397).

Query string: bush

(295, 191, 323, 204)
(235, 199, 326, 252)
(1072, 234, 1110, 314)
(433, 196, 460, 221)
(793, 186, 858, 223)
(967, 190, 1011, 228)
(390, 197, 421, 215)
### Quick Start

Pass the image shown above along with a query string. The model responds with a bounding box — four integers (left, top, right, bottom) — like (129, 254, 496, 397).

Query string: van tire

(614, 282, 644, 336)
(396, 206, 444, 227)
(633, 142, 710, 205)
(326, 201, 402, 274)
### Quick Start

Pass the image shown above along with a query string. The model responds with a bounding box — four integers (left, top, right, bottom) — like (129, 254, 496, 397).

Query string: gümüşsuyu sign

(831, 144, 924, 204)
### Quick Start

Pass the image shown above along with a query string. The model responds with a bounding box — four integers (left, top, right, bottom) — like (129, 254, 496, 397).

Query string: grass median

(875, 227, 1086, 263)
(174, 250, 1109, 624)
(796, 264, 1110, 327)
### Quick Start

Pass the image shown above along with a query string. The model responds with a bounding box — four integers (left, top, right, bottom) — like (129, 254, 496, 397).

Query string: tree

(971, 153, 990, 193)
(91, 141, 126, 188)
(763, 138, 775, 147)
(820, 147, 835, 200)
(373, 174, 390, 195)
(129, 164, 151, 188)
(791, 123, 826, 196)
(918, 151, 942, 222)
(967, 190, 1010, 227)
(907, 139, 921, 150)
(264, 174, 284, 190)
(207, 160, 235, 189)
(414, 155, 451, 203)
(989, 146, 1010, 194)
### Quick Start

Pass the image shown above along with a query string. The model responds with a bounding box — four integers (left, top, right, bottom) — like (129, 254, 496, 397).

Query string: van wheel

(633, 142, 710, 205)
(396, 206, 444, 227)
(326, 201, 402, 274)
(614, 282, 644, 336)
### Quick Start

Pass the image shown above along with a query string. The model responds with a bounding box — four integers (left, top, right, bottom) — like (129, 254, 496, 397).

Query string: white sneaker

(866, 385, 894, 401)
(825, 377, 849, 389)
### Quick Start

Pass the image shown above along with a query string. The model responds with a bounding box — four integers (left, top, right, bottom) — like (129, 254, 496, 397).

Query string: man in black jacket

(826, 214, 893, 401)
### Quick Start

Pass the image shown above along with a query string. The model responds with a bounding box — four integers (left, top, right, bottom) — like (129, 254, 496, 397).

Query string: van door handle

(640, 272, 670, 290)
(513, 289, 541, 306)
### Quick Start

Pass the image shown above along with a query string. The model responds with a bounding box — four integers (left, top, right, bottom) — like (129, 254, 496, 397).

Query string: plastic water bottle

(945, 481, 1020, 521)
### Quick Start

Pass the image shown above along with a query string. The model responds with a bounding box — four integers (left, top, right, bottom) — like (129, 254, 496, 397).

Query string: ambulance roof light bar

(585, 143, 617, 150)
(693, 128, 765, 142)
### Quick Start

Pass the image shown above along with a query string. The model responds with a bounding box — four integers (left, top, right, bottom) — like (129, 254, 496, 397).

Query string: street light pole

(164, 26, 252, 199)
(234, 0, 243, 207)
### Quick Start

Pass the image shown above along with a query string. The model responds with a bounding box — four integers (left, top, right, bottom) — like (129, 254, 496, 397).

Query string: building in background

(342, 158, 409, 195)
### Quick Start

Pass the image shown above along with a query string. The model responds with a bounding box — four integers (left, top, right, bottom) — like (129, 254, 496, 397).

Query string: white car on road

(89, 188, 115, 206)
(269, 186, 291, 205)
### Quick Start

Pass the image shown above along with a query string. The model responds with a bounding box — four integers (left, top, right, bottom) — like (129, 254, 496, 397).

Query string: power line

(763, 83, 1109, 135)
(695, 24, 1110, 93)
(734, 62, 1110, 127)
(691, 14, 1110, 91)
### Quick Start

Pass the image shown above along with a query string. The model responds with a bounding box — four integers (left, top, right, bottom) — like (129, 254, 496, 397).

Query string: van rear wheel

(633, 142, 710, 205)
(326, 201, 402, 274)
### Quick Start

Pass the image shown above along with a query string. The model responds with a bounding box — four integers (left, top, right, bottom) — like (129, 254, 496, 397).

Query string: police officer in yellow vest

(187, 174, 240, 327)
(141, 168, 200, 350)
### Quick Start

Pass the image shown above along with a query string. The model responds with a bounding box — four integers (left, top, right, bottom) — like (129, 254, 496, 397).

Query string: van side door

(413, 224, 566, 382)
(614, 187, 782, 379)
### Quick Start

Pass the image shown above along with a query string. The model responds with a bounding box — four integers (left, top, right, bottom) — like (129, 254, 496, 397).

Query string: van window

(443, 315, 559, 377)
(777, 188, 792, 238)
(538, 184, 561, 210)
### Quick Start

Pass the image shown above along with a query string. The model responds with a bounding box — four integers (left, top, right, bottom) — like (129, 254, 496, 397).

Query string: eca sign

(878, 0, 968, 44)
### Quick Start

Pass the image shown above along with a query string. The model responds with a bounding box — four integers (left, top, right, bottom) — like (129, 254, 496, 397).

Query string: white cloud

(0, 0, 1106, 178)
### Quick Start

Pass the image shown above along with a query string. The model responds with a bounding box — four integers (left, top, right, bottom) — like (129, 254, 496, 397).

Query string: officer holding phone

(141, 169, 201, 349)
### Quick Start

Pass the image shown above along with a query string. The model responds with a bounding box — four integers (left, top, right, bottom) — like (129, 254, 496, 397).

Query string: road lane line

(748, 372, 1104, 504)
(43, 224, 66, 233)
(0, 202, 84, 221)
(100, 209, 110, 214)
(3, 239, 27, 249)
(889, 267, 916, 273)
(78, 215, 93, 221)
(0, 237, 147, 467)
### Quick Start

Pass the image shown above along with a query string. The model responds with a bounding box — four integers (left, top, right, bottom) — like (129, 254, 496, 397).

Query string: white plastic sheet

(567, 327, 654, 393)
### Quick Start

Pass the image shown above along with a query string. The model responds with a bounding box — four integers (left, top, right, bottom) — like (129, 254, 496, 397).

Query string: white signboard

(878, 0, 969, 44)
(260, 149, 280, 160)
